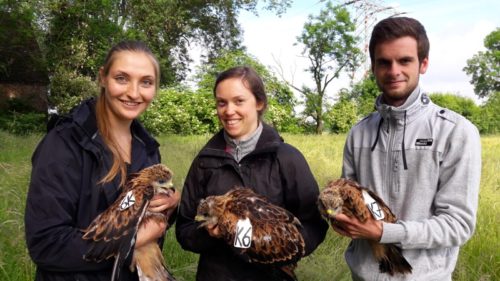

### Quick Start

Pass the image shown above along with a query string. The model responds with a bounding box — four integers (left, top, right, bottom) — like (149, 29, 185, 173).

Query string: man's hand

(332, 214, 383, 241)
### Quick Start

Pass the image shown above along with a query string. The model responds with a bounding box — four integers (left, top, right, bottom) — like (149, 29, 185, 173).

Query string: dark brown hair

(96, 41, 160, 186)
(213, 66, 268, 118)
(369, 17, 429, 64)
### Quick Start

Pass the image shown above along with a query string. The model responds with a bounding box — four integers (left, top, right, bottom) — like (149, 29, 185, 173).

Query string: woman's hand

(148, 189, 180, 213)
(135, 190, 180, 249)
(331, 214, 383, 241)
(204, 223, 222, 238)
(135, 219, 167, 248)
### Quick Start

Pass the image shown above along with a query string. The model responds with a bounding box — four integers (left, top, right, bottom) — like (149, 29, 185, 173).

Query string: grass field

(0, 131, 498, 280)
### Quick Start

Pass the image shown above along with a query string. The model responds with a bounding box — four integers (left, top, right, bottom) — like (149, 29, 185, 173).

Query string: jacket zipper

(385, 116, 395, 195)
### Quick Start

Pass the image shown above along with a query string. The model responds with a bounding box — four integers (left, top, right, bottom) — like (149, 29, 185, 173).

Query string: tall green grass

(0, 131, 498, 280)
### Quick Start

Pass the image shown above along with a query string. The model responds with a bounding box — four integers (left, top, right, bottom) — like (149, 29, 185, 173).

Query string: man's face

(372, 36, 428, 107)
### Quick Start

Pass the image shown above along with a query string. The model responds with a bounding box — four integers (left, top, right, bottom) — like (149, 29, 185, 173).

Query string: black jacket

(25, 99, 161, 281)
(175, 123, 328, 281)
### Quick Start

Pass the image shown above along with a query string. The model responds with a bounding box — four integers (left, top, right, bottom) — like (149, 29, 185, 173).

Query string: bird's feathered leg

(133, 243, 176, 281)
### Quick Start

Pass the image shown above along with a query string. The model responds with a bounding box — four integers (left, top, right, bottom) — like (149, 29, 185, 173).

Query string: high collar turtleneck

(223, 122, 263, 162)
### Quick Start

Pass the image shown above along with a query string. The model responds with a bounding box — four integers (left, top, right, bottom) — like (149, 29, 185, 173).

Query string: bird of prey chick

(195, 187, 305, 279)
(82, 164, 177, 281)
(318, 178, 412, 275)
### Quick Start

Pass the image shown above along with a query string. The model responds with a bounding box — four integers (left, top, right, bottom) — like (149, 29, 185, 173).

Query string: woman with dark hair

(25, 41, 180, 281)
(176, 66, 328, 280)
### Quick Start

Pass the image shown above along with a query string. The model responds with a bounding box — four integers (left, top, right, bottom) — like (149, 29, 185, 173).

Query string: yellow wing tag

(362, 190, 384, 220)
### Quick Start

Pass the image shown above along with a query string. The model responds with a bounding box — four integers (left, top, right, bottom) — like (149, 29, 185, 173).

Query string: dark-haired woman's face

(215, 78, 264, 141)
(100, 51, 156, 125)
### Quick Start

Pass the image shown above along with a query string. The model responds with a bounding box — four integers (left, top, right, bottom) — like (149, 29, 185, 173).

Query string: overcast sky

(237, 0, 499, 104)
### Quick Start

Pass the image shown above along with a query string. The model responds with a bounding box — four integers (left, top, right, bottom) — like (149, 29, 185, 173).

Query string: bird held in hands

(82, 164, 177, 281)
(318, 178, 412, 276)
(195, 187, 305, 279)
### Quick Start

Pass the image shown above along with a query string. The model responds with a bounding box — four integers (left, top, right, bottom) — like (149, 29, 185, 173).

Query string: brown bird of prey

(195, 187, 305, 279)
(317, 178, 412, 276)
(82, 164, 177, 281)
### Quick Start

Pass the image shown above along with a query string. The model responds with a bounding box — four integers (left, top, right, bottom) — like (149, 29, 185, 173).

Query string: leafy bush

(477, 91, 500, 134)
(49, 67, 98, 114)
(324, 100, 359, 133)
(264, 99, 304, 134)
(141, 88, 219, 135)
(0, 98, 46, 135)
(429, 93, 482, 130)
(0, 111, 46, 135)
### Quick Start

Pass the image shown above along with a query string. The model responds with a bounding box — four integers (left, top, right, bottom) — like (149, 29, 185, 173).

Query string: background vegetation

(1, 1, 498, 136)
(1, 1, 498, 280)
(1, 131, 498, 281)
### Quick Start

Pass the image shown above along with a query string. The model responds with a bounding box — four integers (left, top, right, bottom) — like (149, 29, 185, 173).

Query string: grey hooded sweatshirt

(342, 86, 481, 281)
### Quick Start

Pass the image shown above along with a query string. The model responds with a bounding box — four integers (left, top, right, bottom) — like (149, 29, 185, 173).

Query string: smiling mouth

(120, 100, 141, 106)
(225, 119, 240, 126)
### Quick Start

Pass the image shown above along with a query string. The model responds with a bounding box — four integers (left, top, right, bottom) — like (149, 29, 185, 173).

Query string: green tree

(479, 91, 500, 134)
(7, 0, 291, 112)
(323, 99, 358, 133)
(37, 0, 291, 84)
(429, 92, 481, 129)
(196, 49, 301, 133)
(463, 28, 500, 99)
(338, 74, 379, 118)
(294, 1, 362, 134)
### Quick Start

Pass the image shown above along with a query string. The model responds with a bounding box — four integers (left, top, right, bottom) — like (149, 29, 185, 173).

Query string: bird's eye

(158, 179, 166, 184)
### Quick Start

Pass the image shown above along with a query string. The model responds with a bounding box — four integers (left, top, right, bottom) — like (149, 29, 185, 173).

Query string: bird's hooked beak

(194, 215, 206, 222)
(155, 179, 175, 195)
(326, 209, 336, 217)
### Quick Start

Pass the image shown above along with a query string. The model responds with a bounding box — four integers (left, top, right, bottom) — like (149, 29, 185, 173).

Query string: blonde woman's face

(100, 51, 157, 124)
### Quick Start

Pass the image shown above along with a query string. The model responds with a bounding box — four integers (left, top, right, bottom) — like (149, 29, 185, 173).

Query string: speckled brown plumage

(82, 164, 176, 281)
(318, 178, 412, 276)
(195, 187, 305, 279)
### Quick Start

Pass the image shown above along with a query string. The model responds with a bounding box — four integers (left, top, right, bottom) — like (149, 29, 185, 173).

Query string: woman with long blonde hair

(25, 41, 179, 281)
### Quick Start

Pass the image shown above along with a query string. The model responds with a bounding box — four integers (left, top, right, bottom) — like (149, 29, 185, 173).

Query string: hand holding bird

(194, 187, 305, 280)
(318, 178, 412, 276)
(82, 164, 179, 281)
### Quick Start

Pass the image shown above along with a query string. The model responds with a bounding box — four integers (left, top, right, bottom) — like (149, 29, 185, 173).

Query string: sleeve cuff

(380, 222, 406, 244)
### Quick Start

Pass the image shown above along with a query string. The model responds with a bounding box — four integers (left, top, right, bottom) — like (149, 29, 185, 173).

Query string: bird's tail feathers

(134, 243, 176, 281)
(279, 263, 298, 281)
(379, 244, 412, 275)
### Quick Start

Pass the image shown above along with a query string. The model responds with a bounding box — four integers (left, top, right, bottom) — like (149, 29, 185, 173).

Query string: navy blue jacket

(25, 99, 161, 281)
(176, 123, 328, 281)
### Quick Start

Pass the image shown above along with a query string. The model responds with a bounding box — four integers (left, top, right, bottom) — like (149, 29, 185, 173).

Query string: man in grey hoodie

(333, 17, 481, 280)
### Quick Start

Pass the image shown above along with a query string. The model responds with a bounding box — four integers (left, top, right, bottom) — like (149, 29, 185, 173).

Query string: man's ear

(419, 57, 429, 74)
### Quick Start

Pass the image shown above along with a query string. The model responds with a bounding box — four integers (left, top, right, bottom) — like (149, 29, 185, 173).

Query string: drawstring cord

(370, 112, 408, 170)
(371, 118, 384, 151)
(402, 110, 408, 170)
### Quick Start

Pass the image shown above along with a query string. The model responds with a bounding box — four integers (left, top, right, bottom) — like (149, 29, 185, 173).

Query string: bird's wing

(361, 187, 397, 222)
(340, 184, 373, 223)
(82, 184, 154, 263)
(225, 188, 305, 265)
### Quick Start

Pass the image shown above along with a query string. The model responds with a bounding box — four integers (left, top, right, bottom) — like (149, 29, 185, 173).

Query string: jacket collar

(375, 86, 430, 126)
(68, 98, 159, 157)
(199, 123, 282, 158)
